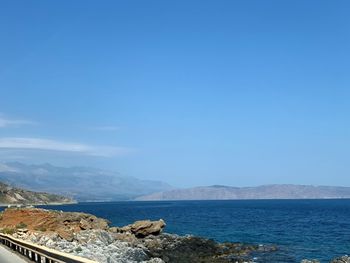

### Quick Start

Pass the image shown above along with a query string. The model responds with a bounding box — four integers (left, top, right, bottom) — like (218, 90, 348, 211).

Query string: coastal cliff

(0, 182, 74, 205)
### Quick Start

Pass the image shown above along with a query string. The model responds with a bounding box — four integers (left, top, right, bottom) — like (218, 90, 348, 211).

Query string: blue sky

(0, 0, 349, 187)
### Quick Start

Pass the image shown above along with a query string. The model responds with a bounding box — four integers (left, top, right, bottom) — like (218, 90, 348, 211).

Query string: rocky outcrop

(139, 233, 276, 263)
(111, 219, 166, 238)
(0, 208, 109, 241)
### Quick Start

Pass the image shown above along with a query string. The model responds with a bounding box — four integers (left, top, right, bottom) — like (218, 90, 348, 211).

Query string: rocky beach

(0, 207, 276, 263)
(0, 207, 348, 263)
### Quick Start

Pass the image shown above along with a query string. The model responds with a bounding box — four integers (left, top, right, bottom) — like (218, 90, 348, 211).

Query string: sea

(38, 199, 350, 262)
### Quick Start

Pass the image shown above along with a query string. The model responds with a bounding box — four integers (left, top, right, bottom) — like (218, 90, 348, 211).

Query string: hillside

(0, 162, 172, 201)
(0, 182, 73, 205)
(136, 184, 350, 200)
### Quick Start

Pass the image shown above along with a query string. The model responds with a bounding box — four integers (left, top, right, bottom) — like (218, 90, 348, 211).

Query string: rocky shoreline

(0, 207, 277, 262)
(302, 257, 350, 263)
(0, 207, 348, 263)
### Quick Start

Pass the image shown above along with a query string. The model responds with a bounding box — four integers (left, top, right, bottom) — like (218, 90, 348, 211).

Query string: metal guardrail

(0, 233, 98, 263)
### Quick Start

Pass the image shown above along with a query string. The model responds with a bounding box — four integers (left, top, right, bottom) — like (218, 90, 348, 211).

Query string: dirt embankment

(0, 208, 109, 240)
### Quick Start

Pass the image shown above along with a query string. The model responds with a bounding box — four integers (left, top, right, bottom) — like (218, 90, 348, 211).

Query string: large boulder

(129, 219, 166, 237)
(113, 219, 166, 238)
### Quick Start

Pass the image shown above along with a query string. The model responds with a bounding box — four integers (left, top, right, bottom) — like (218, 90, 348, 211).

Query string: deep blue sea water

(35, 200, 350, 262)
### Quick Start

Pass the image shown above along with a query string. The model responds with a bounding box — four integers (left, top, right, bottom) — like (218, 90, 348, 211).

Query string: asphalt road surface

(0, 245, 28, 263)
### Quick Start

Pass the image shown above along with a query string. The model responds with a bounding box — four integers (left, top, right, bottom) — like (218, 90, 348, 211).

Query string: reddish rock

(0, 208, 109, 240)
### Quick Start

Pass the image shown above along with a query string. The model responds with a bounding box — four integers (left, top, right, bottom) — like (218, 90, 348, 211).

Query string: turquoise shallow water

(35, 200, 350, 262)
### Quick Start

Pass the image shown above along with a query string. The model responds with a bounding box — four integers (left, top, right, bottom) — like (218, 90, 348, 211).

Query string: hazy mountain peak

(0, 162, 172, 201)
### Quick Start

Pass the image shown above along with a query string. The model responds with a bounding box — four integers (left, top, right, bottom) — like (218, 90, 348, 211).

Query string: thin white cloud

(91, 126, 121, 131)
(0, 115, 35, 128)
(0, 137, 132, 157)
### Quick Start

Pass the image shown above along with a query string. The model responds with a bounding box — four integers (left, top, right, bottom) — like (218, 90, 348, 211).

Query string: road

(0, 245, 28, 263)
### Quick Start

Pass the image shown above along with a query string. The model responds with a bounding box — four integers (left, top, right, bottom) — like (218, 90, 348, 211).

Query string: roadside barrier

(0, 233, 97, 263)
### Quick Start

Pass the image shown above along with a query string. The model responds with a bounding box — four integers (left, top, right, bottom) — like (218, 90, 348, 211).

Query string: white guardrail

(0, 233, 98, 263)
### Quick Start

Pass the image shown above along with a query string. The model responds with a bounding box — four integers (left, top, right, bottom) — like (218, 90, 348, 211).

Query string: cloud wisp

(0, 115, 35, 128)
(0, 137, 132, 157)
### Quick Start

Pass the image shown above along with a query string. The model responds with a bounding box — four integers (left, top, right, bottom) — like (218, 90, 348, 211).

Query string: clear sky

(0, 0, 349, 187)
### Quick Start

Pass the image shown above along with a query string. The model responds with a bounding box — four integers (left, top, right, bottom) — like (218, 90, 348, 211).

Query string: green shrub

(15, 222, 27, 229)
(75, 246, 83, 253)
(1, 228, 15, 235)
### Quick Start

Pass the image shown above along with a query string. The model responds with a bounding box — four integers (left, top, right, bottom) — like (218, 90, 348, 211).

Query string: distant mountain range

(0, 181, 73, 205)
(2, 162, 349, 202)
(0, 162, 172, 201)
(136, 184, 350, 200)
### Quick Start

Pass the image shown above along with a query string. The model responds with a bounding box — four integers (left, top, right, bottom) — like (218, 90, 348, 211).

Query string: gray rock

(331, 255, 350, 263)
(22, 230, 150, 263)
(17, 224, 271, 263)
(142, 258, 165, 263)
(116, 219, 166, 238)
